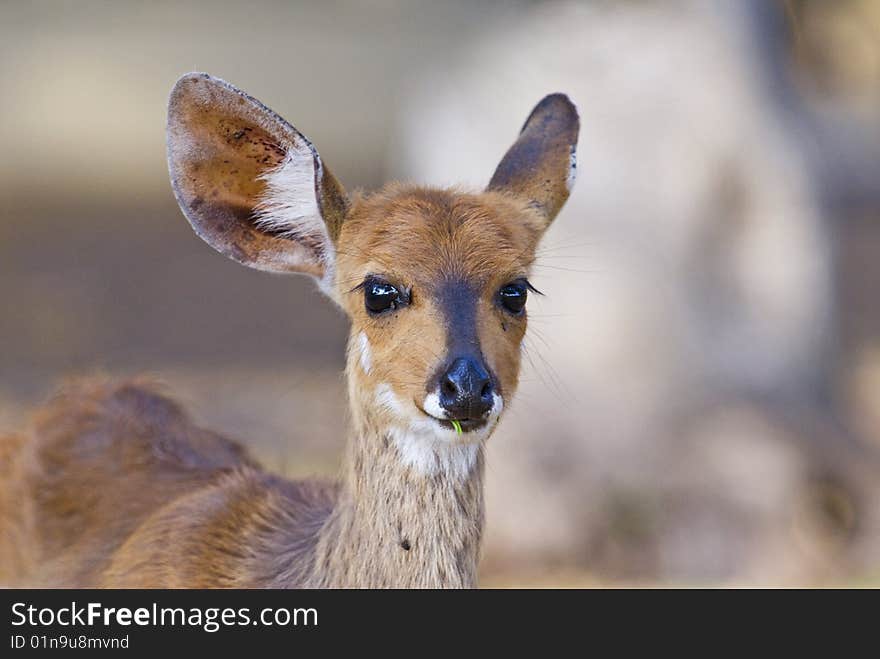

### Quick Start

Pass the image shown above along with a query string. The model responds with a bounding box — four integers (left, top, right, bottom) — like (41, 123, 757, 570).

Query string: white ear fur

(254, 149, 335, 295)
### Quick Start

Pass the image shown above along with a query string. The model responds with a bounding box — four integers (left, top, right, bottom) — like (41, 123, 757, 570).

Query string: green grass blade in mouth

(451, 419, 463, 435)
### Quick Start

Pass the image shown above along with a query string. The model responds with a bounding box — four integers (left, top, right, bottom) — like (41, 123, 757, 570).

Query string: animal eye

(498, 282, 528, 314)
(364, 280, 401, 314)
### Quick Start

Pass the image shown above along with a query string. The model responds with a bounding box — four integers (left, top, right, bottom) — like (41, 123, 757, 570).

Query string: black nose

(439, 357, 494, 420)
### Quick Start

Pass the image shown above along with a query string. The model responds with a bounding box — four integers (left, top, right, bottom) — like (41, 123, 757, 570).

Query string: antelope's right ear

(167, 73, 349, 291)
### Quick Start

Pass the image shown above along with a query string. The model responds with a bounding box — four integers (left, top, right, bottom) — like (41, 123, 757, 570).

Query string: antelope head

(167, 73, 578, 478)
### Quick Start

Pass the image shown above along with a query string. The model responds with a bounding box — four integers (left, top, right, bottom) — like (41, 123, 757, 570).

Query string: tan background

(2, 0, 880, 586)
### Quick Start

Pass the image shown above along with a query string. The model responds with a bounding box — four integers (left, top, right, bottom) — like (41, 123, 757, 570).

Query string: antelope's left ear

(487, 93, 579, 227)
(167, 73, 349, 293)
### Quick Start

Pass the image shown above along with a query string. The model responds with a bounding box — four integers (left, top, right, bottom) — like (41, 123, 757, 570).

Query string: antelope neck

(310, 405, 485, 588)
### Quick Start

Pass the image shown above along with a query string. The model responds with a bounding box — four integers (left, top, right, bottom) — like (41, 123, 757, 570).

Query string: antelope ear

(166, 73, 349, 290)
(487, 93, 579, 226)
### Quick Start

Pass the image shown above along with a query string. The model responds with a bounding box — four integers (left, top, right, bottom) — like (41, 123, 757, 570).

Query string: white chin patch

(374, 383, 504, 481)
(423, 391, 446, 419)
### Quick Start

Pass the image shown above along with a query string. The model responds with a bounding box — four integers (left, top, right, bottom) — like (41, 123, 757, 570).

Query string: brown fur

(0, 74, 578, 588)
(0, 372, 479, 587)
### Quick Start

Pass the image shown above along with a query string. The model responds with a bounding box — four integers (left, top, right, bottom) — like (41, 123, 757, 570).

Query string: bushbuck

(0, 73, 578, 588)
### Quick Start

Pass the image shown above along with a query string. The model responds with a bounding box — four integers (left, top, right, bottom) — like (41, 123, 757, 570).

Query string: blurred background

(2, 0, 880, 586)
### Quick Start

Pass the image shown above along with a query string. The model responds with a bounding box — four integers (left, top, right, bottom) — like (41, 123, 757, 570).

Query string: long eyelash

(348, 274, 383, 294)
(522, 278, 544, 296)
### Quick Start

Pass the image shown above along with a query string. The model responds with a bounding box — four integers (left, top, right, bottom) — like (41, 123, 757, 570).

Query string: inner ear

(167, 73, 348, 282)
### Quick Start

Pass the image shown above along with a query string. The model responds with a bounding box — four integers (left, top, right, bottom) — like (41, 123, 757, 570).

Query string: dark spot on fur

(400, 539, 411, 551)
(527, 200, 544, 212)
(229, 243, 248, 262)
(189, 196, 204, 211)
